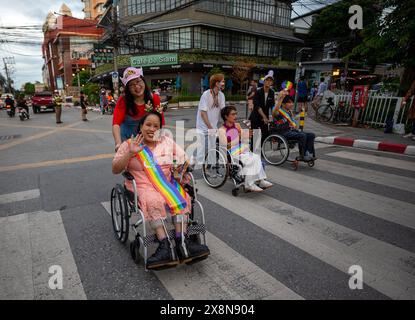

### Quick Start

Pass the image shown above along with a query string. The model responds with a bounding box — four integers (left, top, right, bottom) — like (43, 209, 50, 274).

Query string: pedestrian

(402, 79, 415, 140)
(100, 88, 107, 114)
(53, 90, 63, 124)
(195, 73, 226, 165)
(226, 77, 233, 95)
(248, 70, 275, 149)
(80, 91, 88, 121)
(297, 76, 308, 114)
(246, 79, 258, 115)
(112, 66, 164, 152)
(176, 72, 182, 94)
(311, 77, 327, 111)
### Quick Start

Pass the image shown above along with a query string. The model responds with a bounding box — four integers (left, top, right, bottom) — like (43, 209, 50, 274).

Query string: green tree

(24, 82, 35, 95)
(82, 83, 100, 105)
(72, 70, 90, 87)
(351, 0, 415, 94)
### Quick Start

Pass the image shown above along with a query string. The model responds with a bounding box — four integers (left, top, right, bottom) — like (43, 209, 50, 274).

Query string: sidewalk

(304, 116, 415, 155)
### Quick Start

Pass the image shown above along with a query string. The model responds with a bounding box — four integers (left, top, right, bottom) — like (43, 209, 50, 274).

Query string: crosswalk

(1, 144, 415, 299)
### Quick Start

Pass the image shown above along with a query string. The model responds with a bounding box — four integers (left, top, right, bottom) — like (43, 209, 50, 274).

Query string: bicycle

(315, 97, 335, 123)
(332, 100, 352, 125)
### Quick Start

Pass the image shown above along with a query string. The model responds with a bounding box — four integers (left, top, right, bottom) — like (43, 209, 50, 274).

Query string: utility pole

(111, 0, 119, 99)
(3, 57, 15, 93)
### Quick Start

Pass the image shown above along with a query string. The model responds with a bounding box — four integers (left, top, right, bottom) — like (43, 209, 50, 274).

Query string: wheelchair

(201, 138, 249, 197)
(110, 165, 207, 271)
(261, 124, 315, 170)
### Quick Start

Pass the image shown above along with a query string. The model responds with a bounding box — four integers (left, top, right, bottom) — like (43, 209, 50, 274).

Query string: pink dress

(113, 135, 191, 221)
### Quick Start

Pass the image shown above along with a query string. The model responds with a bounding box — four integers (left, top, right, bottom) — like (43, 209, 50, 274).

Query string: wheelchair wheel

(130, 239, 141, 264)
(262, 134, 289, 165)
(202, 148, 228, 188)
(110, 184, 129, 243)
(308, 160, 315, 167)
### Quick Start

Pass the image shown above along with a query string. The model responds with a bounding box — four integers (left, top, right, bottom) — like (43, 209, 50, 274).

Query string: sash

(229, 143, 249, 156)
(278, 108, 297, 129)
(129, 141, 187, 214)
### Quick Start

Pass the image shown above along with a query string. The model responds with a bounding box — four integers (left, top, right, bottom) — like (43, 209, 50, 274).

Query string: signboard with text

(131, 53, 178, 67)
(351, 85, 369, 108)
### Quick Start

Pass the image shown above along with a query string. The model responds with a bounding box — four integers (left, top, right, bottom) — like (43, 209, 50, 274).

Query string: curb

(315, 136, 415, 156)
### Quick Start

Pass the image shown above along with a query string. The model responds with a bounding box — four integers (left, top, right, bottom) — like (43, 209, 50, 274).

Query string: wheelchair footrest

(141, 224, 206, 247)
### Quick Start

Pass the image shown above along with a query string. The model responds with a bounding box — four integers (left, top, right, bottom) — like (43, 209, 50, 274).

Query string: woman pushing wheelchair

(112, 111, 210, 270)
(218, 105, 273, 192)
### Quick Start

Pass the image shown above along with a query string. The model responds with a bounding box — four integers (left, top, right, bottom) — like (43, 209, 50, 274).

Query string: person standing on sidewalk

(311, 77, 327, 112)
(195, 73, 226, 165)
(80, 91, 88, 121)
(53, 90, 63, 124)
(248, 70, 275, 148)
(402, 79, 415, 140)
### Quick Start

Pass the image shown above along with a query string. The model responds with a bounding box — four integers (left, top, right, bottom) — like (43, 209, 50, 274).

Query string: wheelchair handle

(122, 171, 135, 181)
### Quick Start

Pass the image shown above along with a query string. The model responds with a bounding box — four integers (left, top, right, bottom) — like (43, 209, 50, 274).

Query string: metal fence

(333, 91, 414, 128)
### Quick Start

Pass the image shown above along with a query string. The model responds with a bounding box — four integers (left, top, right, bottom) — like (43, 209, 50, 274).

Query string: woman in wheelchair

(271, 96, 316, 161)
(218, 106, 273, 192)
(112, 111, 210, 270)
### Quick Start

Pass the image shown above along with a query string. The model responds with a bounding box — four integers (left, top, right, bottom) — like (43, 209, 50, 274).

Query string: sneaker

(245, 184, 263, 192)
(403, 133, 413, 138)
(146, 238, 179, 270)
(176, 235, 210, 263)
(302, 155, 313, 161)
(258, 180, 273, 189)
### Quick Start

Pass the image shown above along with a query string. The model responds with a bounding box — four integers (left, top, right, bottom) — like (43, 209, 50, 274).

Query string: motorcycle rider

(5, 95, 15, 116)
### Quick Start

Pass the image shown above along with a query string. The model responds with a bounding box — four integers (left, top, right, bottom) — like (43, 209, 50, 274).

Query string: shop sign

(131, 53, 178, 67)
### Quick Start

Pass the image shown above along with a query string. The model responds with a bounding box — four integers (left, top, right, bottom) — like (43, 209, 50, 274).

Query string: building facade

(82, 0, 107, 20)
(42, 5, 103, 92)
(95, 0, 302, 95)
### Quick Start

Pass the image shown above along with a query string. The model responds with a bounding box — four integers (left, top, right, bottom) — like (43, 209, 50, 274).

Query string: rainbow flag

(229, 143, 249, 156)
(131, 143, 187, 214)
(278, 108, 297, 128)
(281, 80, 293, 90)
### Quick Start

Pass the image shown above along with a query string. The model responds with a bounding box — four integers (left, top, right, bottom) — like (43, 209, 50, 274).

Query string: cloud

(0, 0, 84, 89)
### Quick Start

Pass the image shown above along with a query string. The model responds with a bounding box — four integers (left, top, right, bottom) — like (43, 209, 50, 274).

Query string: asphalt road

(1, 105, 415, 300)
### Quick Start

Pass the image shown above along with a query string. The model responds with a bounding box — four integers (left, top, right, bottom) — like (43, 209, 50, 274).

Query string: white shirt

(196, 89, 226, 134)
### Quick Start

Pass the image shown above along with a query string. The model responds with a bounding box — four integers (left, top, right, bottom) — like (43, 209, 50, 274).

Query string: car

(0, 93, 15, 109)
(31, 91, 54, 113)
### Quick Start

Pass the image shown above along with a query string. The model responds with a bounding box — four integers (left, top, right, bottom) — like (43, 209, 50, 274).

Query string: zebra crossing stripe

(100, 201, 303, 300)
(315, 159, 415, 192)
(0, 211, 86, 299)
(0, 189, 40, 205)
(196, 182, 415, 299)
(265, 169, 415, 230)
(327, 151, 415, 171)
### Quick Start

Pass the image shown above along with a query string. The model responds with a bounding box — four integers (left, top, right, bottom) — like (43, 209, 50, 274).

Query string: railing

(332, 91, 414, 128)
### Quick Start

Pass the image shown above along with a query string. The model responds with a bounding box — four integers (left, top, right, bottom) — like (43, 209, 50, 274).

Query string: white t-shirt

(196, 89, 226, 134)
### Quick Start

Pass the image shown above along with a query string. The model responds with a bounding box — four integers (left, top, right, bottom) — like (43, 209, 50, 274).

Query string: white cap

(263, 70, 274, 81)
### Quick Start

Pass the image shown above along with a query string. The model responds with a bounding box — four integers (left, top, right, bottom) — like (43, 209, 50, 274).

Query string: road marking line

(316, 159, 415, 192)
(265, 168, 415, 230)
(0, 189, 40, 204)
(327, 151, 415, 172)
(0, 211, 86, 299)
(100, 201, 303, 300)
(0, 115, 104, 151)
(196, 182, 415, 299)
(0, 154, 113, 173)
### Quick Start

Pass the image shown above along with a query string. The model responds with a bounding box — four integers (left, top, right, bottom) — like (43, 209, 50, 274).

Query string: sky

(0, 0, 324, 91)
(0, 0, 84, 90)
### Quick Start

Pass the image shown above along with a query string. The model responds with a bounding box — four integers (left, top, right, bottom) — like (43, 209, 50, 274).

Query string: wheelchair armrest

(122, 171, 135, 181)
